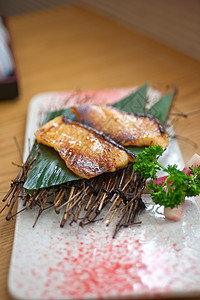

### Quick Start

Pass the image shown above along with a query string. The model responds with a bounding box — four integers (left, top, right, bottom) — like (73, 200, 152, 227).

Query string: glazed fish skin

(34, 116, 135, 179)
(71, 105, 168, 148)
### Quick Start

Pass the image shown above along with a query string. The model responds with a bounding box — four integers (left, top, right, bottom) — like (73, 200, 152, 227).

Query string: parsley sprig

(133, 145, 200, 209)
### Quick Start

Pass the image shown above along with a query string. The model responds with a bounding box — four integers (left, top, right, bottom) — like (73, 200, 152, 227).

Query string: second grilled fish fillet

(71, 105, 168, 148)
(34, 116, 135, 179)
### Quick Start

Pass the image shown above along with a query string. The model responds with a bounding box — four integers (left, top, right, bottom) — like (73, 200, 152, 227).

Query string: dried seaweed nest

(1, 152, 146, 238)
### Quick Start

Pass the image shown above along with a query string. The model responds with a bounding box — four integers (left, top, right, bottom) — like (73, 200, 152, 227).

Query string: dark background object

(0, 17, 19, 100)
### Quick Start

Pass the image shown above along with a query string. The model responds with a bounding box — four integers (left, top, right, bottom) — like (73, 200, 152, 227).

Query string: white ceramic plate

(8, 89, 200, 300)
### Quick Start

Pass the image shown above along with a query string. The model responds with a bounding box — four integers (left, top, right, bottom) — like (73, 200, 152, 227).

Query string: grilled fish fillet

(34, 116, 135, 179)
(71, 105, 168, 148)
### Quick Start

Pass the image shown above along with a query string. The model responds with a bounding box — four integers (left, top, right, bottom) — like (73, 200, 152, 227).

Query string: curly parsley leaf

(133, 145, 164, 179)
(133, 145, 200, 208)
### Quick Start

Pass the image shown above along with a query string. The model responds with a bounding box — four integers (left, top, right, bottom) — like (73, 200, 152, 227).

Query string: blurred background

(1, 0, 200, 60)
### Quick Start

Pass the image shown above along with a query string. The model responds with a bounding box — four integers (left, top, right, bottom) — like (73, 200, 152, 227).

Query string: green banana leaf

(24, 143, 80, 191)
(23, 84, 174, 191)
(44, 108, 77, 123)
(147, 91, 173, 124)
(113, 83, 149, 113)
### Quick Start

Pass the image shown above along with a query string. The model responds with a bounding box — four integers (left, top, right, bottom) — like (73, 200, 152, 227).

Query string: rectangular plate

(9, 88, 200, 299)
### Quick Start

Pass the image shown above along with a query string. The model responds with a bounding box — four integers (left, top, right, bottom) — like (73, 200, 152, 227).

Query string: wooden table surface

(0, 4, 200, 300)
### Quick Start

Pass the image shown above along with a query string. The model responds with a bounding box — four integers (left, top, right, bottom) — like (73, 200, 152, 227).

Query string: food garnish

(71, 105, 168, 148)
(164, 204, 183, 221)
(134, 145, 200, 209)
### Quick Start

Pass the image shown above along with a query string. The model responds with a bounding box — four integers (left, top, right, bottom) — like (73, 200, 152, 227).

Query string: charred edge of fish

(61, 115, 136, 160)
